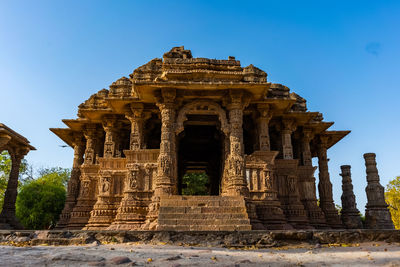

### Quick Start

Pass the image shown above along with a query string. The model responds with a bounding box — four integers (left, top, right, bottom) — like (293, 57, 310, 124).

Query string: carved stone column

(154, 89, 177, 197)
(317, 135, 342, 228)
(297, 129, 327, 228)
(68, 124, 100, 229)
(274, 119, 311, 228)
(83, 125, 97, 165)
(56, 133, 85, 229)
(281, 119, 296, 159)
(222, 90, 249, 197)
(103, 116, 121, 158)
(0, 147, 28, 229)
(257, 104, 272, 151)
(340, 165, 363, 229)
(143, 88, 177, 230)
(364, 153, 394, 229)
(126, 103, 145, 150)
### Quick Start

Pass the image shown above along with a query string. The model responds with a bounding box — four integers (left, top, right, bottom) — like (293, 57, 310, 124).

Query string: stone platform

(158, 195, 251, 231)
(1, 230, 399, 248)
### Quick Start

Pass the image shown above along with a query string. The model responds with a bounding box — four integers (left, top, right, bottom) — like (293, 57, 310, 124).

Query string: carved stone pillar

(340, 165, 363, 229)
(317, 135, 342, 228)
(126, 103, 145, 150)
(103, 116, 121, 158)
(110, 106, 153, 230)
(154, 89, 177, 197)
(222, 90, 249, 197)
(85, 170, 116, 230)
(0, 147, 28, 229)
(144, 88, 177, 230)
(297, 129, 327, 228)
(364, 153, 394, 229)
(56, 133, 85, 229)
(68, 124, 100, 229)
(281, 119, 296, 159)
(83, 125, 97, 165)
(245, 151, 290, 230)
(257, 104, 272, 151)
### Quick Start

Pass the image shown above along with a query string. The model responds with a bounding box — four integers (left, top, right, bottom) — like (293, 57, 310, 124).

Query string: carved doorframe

(175, 100, 230, 195)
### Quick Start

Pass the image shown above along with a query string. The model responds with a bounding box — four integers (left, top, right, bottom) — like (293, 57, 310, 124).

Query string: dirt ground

(0, 241, 399, 267)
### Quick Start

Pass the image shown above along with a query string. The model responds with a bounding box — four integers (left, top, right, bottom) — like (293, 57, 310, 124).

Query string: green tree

(385, 176, 400, 229)
(15, 168, 70, 229)
(182, 172, 209, 195)
(0, 151, 31, 211)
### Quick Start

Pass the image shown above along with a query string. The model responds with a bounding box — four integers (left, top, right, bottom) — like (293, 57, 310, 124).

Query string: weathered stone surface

(340, 165, 363, 229)
(0, 124, 35, 230)
(50, 47, 351, 232)
(364, 153, 394, 229)
(109, 256, 132, 265)
(1, 230, 400, 248)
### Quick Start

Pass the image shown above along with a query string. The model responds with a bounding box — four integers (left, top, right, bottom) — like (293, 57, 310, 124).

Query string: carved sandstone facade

(52, 47, 351, 230)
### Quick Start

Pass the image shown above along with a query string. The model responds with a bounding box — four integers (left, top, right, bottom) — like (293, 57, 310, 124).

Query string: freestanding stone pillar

(56, 133, 85, 229)
(0, 148, 28, 229)
(364, 153, 394, 229)
(317, 135, 342, 228)
(340, 165, 363, 229)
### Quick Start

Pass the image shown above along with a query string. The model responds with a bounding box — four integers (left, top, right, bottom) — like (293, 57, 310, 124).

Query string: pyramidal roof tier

(79, 46, 304, 109)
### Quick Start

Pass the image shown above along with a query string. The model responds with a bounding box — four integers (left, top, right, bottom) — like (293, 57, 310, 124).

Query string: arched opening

(177, 115, 224, 196)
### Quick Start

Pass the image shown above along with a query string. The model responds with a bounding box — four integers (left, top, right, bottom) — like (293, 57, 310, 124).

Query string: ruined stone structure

(340, 165, 363, 229)
(52, 47, 351, 231)
(0, 124, 35, 229)
(363, 153, 394, 229)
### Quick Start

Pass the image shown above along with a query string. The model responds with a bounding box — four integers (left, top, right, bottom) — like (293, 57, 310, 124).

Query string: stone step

(161, 195, 244, 201)
(158, 218, 250, 226)
(159, 206, 247, 214)
(160, 199, 245, 207)
(157, 224, 252, 231)
(158, 213, 247, 220)
(157, 195, 252, 231)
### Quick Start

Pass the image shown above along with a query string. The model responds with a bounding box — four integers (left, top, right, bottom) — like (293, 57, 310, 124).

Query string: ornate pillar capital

(282, 118, 297, 133)
(224, 89, 251, 111)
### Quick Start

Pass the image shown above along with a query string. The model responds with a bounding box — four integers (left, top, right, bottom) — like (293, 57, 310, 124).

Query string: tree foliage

(182, 172, 209, 195)
(385, 176, 400, 229)
(15, 168, 70, 229)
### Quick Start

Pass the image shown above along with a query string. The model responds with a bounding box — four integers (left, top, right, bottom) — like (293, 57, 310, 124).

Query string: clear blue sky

(1, 0, 399, 213)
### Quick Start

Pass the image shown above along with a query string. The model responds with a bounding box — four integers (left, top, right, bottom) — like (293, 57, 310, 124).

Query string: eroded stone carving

(364, 153, 394, 229)
(51, 47, 353, 231)
(340, 165, 363, 229)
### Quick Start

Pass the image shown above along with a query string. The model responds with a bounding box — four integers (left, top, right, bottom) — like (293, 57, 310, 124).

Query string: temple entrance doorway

(177, 117, 224, 196)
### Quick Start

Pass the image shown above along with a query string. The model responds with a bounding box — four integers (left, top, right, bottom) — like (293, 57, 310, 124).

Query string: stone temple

(51, 46, 352, 231)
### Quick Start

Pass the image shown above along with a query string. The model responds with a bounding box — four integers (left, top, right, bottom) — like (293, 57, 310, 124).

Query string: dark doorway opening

(177, 123, 223, 195)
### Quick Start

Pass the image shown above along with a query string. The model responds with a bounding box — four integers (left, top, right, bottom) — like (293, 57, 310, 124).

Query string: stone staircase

(157, 195, 252, 231)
